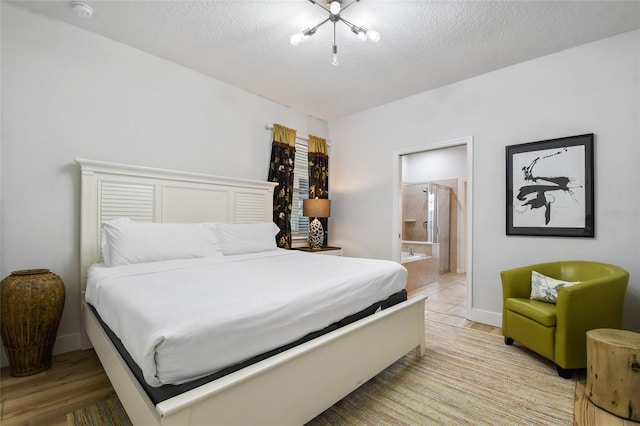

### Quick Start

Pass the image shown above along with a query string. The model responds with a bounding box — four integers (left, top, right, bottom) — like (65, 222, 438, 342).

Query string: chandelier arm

(339, 16, 358, 31)
(340, 0, 361, 13)
(312, 1, 331, 13)
(308, 17, 331, 34)
(332, 20, 339, 65)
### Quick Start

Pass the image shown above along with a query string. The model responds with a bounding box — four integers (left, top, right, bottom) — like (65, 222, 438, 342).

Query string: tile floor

(408, 272, 502, 336)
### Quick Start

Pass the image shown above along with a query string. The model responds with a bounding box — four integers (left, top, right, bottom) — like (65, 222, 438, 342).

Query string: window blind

(292, 140, 309, 235)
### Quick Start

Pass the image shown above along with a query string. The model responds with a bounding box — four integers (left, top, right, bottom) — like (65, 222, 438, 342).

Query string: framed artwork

(506, 133, 594, 237)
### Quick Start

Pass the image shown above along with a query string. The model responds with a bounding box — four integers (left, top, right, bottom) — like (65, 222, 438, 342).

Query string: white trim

(467, 308, 502, 328)
(457, 179, 468, 274)
(52, 332, 82, 356)
(392, 136, 474, 319)
(76, 158, 276, 191)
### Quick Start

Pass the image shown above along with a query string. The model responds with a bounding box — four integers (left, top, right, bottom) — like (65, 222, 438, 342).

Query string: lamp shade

(303, 199, 331, 218)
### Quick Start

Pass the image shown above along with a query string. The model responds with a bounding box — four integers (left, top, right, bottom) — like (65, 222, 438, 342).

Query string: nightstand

(292, 246, 342, 256)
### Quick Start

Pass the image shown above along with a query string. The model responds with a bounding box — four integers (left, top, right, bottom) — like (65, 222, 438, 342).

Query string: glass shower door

(435, 186, 450, 273)
(424, 183, 451, 273)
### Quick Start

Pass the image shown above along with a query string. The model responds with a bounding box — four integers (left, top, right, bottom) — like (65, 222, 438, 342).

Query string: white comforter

(85, 250, 407, 387)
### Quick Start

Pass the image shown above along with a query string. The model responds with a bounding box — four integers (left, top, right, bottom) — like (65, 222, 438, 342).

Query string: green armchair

(501, 261, 628, 378)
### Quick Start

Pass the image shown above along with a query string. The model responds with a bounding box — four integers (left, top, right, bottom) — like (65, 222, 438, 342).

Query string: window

(291, 140, 309, 237)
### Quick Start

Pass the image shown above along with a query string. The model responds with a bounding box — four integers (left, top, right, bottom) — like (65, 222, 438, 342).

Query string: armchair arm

(501, 262, 563, 333)
(555, 272, 629, 368)
(500, 267, 533, 301)
(501, 262, 563, 300)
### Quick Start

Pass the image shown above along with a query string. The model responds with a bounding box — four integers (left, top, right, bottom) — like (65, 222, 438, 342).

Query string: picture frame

(506, 133, 594, 237)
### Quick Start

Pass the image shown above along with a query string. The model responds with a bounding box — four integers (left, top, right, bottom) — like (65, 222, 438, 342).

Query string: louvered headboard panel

(100, 182, 156, 223)
(77, 159, 277, 294)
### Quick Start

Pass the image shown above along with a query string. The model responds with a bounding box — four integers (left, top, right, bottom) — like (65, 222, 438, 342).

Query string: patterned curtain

(268, 124, 297, 248)
(308, 135, 329, 245)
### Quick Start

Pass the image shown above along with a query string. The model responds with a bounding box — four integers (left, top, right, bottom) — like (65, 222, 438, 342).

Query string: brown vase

(1, 269, 65, 376)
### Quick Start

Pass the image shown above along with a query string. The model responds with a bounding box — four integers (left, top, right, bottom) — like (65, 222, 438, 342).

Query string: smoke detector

(70, 2, 93, 18)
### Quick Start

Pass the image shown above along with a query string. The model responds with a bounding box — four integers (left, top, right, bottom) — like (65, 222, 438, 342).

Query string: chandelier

(290, 0, 380, 66)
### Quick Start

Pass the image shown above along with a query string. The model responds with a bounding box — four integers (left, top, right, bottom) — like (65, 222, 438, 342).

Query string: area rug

(67, 397, 132, 426)
(67, 320, 575, 426)
(308, 320, 575, 425)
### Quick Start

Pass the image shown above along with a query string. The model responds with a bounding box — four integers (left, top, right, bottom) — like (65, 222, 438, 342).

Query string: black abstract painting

(506, 134, 594, 237)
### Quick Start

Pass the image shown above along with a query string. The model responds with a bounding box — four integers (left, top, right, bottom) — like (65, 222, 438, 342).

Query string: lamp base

(308, 218, 324, 249)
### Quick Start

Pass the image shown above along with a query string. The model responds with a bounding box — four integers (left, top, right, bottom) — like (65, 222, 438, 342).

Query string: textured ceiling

(10, 1, 640, 120)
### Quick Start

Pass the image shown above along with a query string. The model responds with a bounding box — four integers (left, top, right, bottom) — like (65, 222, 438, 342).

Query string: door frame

(392, 136, 473, 316)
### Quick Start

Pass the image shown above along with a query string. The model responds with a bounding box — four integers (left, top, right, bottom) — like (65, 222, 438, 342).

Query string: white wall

(0, 3, 328, 364)
(402, 144, 467, 183)
(329, 30, 640, 330)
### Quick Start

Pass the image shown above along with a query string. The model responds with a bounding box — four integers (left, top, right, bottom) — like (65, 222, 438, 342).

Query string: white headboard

(77, 158, 277, 294)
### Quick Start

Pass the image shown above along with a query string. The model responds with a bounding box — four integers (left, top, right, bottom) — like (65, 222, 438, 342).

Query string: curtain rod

(264, 124, 331, 146)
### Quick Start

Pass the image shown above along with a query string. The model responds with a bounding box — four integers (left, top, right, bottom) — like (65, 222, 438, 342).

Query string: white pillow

(215, 222, 280, 255)
(530, 271, 579, 304)
(101, 218, 223, 267)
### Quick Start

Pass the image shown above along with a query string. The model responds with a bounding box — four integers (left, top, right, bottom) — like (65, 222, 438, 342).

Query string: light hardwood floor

(1, 272, 634, 425)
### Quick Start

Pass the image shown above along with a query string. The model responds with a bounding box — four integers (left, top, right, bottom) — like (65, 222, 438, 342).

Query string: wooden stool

(586, 328, 640, 421)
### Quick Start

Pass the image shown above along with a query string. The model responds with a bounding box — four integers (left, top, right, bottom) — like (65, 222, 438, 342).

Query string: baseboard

(467, 307, 502, 328)
(0, 332, 82, 368)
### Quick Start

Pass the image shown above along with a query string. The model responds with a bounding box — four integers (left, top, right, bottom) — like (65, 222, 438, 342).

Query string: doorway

(392, 137, 473, 316)
(402, 181, 452, 273)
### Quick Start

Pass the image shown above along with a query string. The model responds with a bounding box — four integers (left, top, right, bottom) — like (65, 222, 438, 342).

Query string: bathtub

(400, 245, 438, 291)
(401, 251, 429, 264)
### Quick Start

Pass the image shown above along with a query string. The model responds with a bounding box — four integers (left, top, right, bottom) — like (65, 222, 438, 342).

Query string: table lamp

(303, 198, 331, 249)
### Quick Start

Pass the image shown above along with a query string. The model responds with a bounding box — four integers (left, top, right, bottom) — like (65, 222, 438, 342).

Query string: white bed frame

(78, 158, 426, 426)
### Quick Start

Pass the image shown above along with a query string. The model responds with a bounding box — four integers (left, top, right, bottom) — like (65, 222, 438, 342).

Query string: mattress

(89, 289, 407, 404)
(85, 249, 408, 387)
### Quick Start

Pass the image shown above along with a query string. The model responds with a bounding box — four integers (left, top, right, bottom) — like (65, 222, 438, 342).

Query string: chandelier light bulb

(329, 1, 341, 15)
(332, 53, 339, 66)
(290, 32, 304, 46)
(358, 31, 367, 41)
(368, 30, 381, 42)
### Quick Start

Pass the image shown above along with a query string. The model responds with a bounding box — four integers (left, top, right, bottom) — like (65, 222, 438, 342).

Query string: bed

(78, 158, 426, 426)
